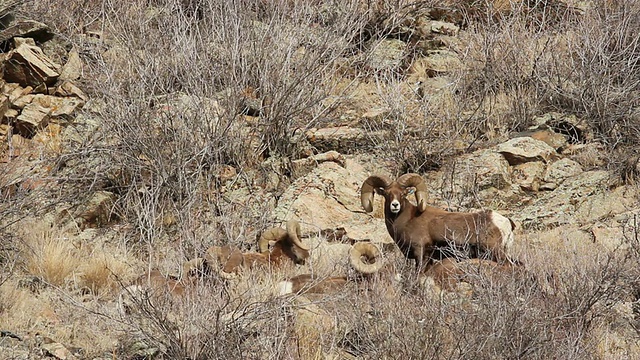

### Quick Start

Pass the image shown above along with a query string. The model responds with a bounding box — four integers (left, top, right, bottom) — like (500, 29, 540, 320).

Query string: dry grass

(77, 248, 133, 298)
(21, 223, 80, 287)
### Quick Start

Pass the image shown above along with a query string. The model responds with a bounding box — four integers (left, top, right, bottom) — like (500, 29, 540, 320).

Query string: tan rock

(58, 49, 83, 81)
(3, 39, 60, 87)
(3, 108, 18, 122)
(446, 149, 512, 191)
(15, 102, 50, 136)
(31, 94, 84, 118)
(0, 94, 9, 120)
(0, 20, 52, 44)
(11, 92, 35, 109)
(496, 137, 558, 165)
(13, 36, 35, 47)
(13, 94, 83, 135)
(41, 338, 78, 360)
(6, 84, 33, 106)
(513, 170, 612, 229)
(273, 159, 391, 244)
(574, 185, 638, 225)
(524, 129, 568, 150)
(53, 81, 88, 101)
(591, 225, 626, 252)
(411, 50, 463, 77)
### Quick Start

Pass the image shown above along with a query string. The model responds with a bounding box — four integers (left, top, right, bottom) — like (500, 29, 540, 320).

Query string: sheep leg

(413, 246, 433, 274)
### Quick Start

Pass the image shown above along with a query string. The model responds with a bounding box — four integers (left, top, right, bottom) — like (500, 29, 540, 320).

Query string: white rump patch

(277, 280, 293, 295)
(490, 211, 515, 251)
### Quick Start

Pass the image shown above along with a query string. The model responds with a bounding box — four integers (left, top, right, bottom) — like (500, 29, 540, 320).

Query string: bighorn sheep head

(258, 219, 310, 265)
(361, 173, 429, 214)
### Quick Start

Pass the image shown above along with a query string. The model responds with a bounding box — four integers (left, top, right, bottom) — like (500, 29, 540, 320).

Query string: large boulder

(3, 37, 60, 87)
(496, 137, 558, 165)
(511, 170, 631, 230)
(272, 158, 391, 244)
(430, 148, 516, 208)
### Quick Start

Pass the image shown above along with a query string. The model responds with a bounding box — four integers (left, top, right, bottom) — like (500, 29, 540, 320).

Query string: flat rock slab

(0, 20, 53, 45)
(496, 137, 558, 165)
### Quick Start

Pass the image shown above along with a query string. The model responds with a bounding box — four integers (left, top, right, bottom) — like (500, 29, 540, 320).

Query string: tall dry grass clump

(21, 223, 80, 287)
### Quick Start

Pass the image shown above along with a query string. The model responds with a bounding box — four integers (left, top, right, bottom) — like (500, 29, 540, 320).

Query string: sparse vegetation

(1, 0, 640, 359)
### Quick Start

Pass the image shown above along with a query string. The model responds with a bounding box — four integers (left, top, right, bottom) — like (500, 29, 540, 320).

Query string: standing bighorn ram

(361, 173, 516, 272)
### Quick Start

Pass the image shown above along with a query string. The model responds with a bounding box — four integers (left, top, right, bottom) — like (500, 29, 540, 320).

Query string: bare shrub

(17, 0, 372, 246)
(455, 6, 554, 136)
(536, 0, 640, 147)
(117, 271, 299, 359)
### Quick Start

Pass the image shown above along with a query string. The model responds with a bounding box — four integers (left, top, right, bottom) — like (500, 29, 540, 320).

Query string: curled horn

(182, 257, 208, 278)
(204, 246, 239, 280)
(397, 173, 428, 212)
(349, 242, 384, 274)
(360, 175, 392, 213)
(258, 227, 288, 253)
(286, 219, 309, 251)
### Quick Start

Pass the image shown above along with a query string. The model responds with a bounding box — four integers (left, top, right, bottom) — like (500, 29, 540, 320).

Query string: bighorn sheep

(427, 258, 520, 292)
(205, 220, 310, 277)
(278, 241, 385, 295)
(117, 258, 206, 314)
(361, 173, 516, 272)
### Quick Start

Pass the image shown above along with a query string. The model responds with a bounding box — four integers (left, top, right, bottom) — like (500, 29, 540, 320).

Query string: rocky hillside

(1, 0, 640, 359)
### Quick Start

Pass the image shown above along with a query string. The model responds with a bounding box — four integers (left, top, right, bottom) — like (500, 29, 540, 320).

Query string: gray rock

(0, 20, 52, 44)
(544, 158, 583, 184)
(366, 39, 406, 72)
(512, 161, 546, 191)
(58, 49, 83, 81)
(513, 170, 611, 230)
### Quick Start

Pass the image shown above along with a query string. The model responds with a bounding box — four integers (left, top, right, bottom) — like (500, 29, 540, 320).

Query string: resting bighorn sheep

(427, 258, 521, 292)
(205, 220, 310, 277)
(278, 241, 384, 295)
(361, 173, 516, 272)
(117, 258, 206, 314)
